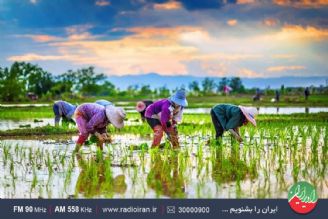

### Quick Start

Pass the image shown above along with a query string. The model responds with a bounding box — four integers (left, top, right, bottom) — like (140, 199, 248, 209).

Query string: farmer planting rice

(210, 104, 258, 142)
(136, 100, 153, 121)
(53, 100, 77, 126)
(145, 89, 187, 148)
(74, 103, 126, 152)
(95, 99, 113, 107)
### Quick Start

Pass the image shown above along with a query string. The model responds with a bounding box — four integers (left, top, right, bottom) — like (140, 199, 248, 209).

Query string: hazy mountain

(107, 73, 327, 90)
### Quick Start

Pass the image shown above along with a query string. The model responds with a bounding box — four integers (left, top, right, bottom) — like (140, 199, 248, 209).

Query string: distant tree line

(0, 62, 173, 102)
(0, 62, 326, 102)
(188, 77, 245, 96)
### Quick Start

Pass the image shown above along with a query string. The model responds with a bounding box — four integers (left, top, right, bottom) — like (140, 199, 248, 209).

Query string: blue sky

(0, 0, 328, 77)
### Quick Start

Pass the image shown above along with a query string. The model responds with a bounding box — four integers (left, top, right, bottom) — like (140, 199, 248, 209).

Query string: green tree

(56, 70, 79, 93)
(20, 63, 53, 96)
(217, 77, 229, 92)
(202, 77, 215, 95)
(188, 81, 200, 95)
(229, 77, 245, 93)
(98, 81, 116, 96)
(139, 85, 152, 97)
(75, 67, 106, 95)
(0, 62, 26, 101)
(158, 86, 170, 97)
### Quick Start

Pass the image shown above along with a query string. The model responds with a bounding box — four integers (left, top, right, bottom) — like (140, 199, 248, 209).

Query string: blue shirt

(212, 104, 246, 130)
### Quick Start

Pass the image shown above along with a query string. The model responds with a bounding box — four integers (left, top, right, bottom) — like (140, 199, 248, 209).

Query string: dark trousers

(146, 117, 172, 129)
(210, 109, 224, 139)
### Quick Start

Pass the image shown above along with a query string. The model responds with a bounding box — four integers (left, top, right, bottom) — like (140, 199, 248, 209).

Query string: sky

(0, 0, 328, 78)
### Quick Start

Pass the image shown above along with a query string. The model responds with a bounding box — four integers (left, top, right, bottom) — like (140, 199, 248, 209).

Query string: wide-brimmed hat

(136, 101, 146, 112)
(169, 89, 188, 107)
(105, 105, 126, 128)
(95, 99, 113, 107)
(239, 106, 258, 126)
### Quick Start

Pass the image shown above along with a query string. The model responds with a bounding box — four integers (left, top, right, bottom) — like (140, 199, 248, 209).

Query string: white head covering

(105, 105, 126, 128)
(239, 106, 258, 126)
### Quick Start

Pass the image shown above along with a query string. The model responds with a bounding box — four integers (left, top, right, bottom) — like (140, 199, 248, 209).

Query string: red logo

(288, 181, 318, 214)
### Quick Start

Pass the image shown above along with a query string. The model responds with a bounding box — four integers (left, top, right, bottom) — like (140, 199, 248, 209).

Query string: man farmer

(210, 104, 258, 142)
(136, 100, 153, 121)
(74, 103, 126, 152)
(53, 100, 77, 126)
(304, 87, 310, 100)
(145, 89, 187, 149)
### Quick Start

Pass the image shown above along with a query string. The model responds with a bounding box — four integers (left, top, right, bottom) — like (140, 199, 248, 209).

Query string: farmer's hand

(229, 129, 243, 143)
(165, 131, 171, 140)
(102, 133, 113, 143)
(95, 132, 105, 142)
(173, 124, 178, 134)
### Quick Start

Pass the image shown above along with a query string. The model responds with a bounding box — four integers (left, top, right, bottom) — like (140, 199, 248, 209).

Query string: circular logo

(288, 181, 318, 214)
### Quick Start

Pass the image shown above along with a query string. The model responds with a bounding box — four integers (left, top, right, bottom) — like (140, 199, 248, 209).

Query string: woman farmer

(53, 100, 77, 126)
(136, 100, 153, 121)
(145, 89, 187, 149)
(210, 104, 258, 142)
(74, 103, 126, 152)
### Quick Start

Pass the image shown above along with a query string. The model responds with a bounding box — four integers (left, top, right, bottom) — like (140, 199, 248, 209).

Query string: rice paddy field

(0, 105, 327, 199)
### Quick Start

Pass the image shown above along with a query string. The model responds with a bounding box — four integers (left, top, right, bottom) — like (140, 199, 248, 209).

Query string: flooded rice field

(0, 124, 327, 199)
(0, 118, 54, 131)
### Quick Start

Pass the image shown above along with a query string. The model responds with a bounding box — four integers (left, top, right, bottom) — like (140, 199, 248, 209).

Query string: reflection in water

(75, 154, 127, 198)
(211, 145, 257, 186)
(147, 153, 185, 198)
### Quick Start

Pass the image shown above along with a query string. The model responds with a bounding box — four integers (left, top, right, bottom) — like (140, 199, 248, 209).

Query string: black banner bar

(0, 199, 325, 219)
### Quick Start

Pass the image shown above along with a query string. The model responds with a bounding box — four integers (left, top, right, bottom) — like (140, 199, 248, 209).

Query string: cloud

(239, 68, 262, 77)
(68, 32, 96, 41)
(153, 1, 182, 10)
(227, 19, 238, 26)
(14, 34, 61, 42)
(273, 0, 328, 8)
(266, 65, 306, 72)
(45, 26, 202, 75)
(263, 18, 279, 27)
(95, 0, 111, 7)
(275, 25, 328, 41)
(237, 0, 256, 4)
(7, 53, 72, 62)
(272, 54, 295, 59)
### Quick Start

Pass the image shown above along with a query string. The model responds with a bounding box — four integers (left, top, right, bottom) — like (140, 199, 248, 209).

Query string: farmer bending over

(145, 89, 187, 149)
(74, 103, 126, 152)
(210, 104, 258, 142)
(53, 100, 77, 126)
(136, 100, 153, 122)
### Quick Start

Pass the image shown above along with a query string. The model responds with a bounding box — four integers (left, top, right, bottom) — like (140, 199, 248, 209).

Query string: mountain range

(107, 73, 328, 90)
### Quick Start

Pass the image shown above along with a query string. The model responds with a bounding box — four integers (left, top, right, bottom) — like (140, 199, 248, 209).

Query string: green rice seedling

(3, 144, 10, 166)
(45, 152, 53, 177)
(31, 164, 38, 191)
(64, 161, 74, 189)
